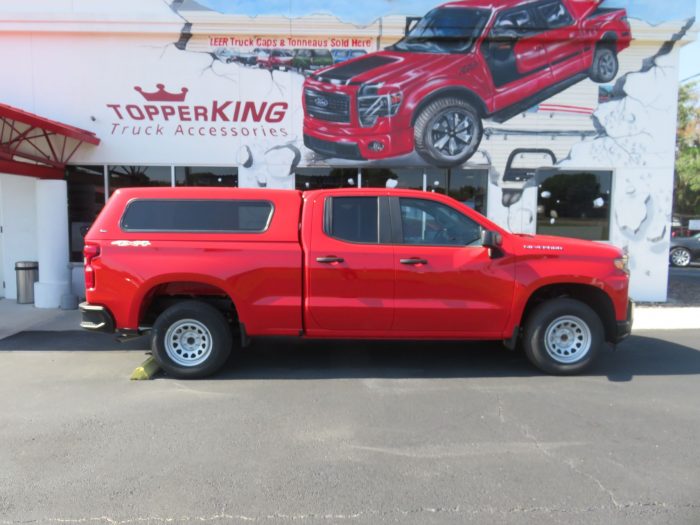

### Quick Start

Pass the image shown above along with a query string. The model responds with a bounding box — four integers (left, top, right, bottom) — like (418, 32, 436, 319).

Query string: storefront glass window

(108, 166, 172, 195)
(175, 167, 238, 187)
(536, 171, 612, 241)
(362, 168, 448, 194)
(66, 165, 106, 262)
(295, 168, 359, 191)
(448, 169, 488, 214)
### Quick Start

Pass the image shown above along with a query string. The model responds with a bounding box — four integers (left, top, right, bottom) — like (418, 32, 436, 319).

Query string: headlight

(614, 255, 629, 275)
(358, 82, 403, 127)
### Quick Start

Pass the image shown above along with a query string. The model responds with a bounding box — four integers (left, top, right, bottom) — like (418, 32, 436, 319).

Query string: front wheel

(414, 97, 483, 168)
(670, 247, 692, 267)
(151, 300, 233, 379)
(523, 298, 604, 375)
(589, 46, 619, 83)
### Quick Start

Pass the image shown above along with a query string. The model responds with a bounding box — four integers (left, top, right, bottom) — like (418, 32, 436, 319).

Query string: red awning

(0, 103, 100, 179)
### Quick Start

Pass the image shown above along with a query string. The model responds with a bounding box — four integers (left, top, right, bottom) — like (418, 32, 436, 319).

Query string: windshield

(391, 7, 490, 54)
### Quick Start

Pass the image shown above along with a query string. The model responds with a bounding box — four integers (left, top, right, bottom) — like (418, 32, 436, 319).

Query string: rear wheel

(589, 45, 619, 83)
(670, 247, 692, 267)
(414, 97, 482, 168)
(523, 298, 604, 375)
(151, 300, 233, 379)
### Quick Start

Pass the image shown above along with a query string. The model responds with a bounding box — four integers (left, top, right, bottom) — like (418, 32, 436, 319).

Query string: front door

(305, 194, 395, 333)
(392, 197, 515, 337)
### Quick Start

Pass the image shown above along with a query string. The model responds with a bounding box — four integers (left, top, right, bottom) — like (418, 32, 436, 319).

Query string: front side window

(399, 198, 482, 247)
(537, 1, 573, 29)
(326, 197, 379, 244)
(121, 200, 273, 233)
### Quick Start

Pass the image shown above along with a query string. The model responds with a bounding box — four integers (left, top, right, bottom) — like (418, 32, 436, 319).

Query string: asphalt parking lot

(664, 265, 700, 306)
(1, 330, 699, 524)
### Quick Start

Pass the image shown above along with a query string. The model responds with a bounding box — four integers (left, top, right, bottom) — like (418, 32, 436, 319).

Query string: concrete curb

(633, 307, 700, 331)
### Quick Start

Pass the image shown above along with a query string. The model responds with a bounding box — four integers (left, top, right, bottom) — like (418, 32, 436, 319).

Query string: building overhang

(0, 103, 100, 179)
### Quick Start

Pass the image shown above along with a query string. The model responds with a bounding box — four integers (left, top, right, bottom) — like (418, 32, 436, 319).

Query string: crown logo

(134, 84, 189, 102)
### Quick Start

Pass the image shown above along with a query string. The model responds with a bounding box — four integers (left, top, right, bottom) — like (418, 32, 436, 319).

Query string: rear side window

(537, 1, 573, 29)
(121, 199, 273, 233)
(326, 197, 379, 244)
(493, 8, 536, 36)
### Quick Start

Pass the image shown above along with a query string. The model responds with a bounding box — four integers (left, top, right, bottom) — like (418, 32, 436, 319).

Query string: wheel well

(599, 32, 618, 49)
(521, 284, 617, 343)
(139, 282, 239, 328)
(411, 88, 488, 126)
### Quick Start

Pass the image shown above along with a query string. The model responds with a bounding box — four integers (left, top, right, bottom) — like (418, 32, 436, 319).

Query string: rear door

(391, 197, 515, 337)
(483, 4, 552, 105)
(305, 194, 395, 333)
(534, 0, 584, 80)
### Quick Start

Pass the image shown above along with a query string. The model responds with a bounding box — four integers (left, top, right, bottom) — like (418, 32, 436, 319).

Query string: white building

(0, 0, 697, 305)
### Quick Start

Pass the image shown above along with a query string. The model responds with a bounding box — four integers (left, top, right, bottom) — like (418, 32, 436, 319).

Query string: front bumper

(303, 125, 414, 161)
(79, 302, 115, 333)
(615, 300, 634, 343)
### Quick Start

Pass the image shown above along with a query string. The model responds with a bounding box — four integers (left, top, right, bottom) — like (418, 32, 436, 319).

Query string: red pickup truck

(303, 0, 631, 167)
(80, 187, 632, 378)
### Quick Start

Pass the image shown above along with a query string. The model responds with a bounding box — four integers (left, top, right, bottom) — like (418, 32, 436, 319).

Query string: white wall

(0, 179, 4, 297)
(0, 11, 695, 302)
(0, 174, 38, 300)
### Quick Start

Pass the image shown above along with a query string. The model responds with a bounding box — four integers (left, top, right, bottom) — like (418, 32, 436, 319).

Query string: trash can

(15, 261, 39, 304)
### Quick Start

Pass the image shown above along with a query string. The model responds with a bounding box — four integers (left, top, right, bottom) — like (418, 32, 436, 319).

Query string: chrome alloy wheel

(544, 316, 592, 364)
(671, 248, 691, 267)
(164, 319, 213, 367)
(598, 52, 616, 80)
(429, 110, 477, 159)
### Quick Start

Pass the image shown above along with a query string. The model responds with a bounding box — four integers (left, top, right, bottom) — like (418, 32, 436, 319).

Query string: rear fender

(132, 275, 240, 329)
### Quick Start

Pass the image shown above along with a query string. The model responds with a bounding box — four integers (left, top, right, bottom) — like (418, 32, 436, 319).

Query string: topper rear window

(120, 199, 274, 233)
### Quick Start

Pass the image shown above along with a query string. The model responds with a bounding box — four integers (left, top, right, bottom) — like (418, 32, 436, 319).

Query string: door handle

(316, 256, 344, 264)
(400, 258, 428, 265)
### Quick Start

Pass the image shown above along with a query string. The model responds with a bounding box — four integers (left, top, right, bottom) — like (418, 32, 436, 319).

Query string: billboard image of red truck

(303, 0, 632, 167)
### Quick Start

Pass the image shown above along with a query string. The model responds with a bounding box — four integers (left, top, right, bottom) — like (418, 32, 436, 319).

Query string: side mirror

(481, 230, 504, 259)
(481, 230, 503, 249)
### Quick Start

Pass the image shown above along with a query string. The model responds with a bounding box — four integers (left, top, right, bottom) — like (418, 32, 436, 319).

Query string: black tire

(414, 97, 483, 168)
(589, 45, 619, 83)
(151, 300, 233, 379)
(523, 298, 604, 375)
(670, 247, 692, 267)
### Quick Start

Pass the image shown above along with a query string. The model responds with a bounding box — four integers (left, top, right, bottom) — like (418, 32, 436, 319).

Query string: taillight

(83, 243, 100, 289)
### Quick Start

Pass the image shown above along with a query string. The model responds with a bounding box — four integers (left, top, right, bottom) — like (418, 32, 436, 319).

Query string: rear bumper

(615, 300, 634, 343)
(79, 302, 115, 333)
